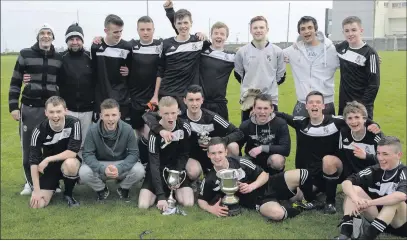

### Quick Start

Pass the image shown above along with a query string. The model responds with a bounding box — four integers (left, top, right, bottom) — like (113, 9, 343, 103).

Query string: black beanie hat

(65, 23, 84, 43)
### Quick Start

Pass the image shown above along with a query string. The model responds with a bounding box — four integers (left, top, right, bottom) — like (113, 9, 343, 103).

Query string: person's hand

(195, 32, 208, 41)
(352, 144, 367, 159)
(38, 158, 50, 174)
(30, 190, 43, 208)
(209, 199, 229, 217)
(93, 36, 103, 44)
(163, 0, 173, 9)
(120, 66, 129, 76)
(105, 165, 118, 178)
(11, 110, 20, 121)
(248, 146, 262, 158)
(23, 74, 31, 86)
(284, 55, 290, 63)
(367, 124, 380, 134)
(238, 182, 254, 194)
(157, 200, 169, 211)
(160, 130, 173, 143)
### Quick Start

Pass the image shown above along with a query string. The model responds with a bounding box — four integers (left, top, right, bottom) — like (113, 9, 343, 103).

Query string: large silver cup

(216, 169, 241, 216)
(163, 167, 187, 209)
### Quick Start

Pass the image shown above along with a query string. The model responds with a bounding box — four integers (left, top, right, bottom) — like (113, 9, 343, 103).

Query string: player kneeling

(336, 136, 407, 240)
(138, 96, 194, 211)
(29, 96, 82, 208)
(198, 137, 316, 221)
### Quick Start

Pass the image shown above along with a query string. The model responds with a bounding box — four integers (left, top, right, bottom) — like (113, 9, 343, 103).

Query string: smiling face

(299, 20, 317, 44)
(38, 29, 54, 49)
(45, 103, 67, 130)
(100, 107, 120, 131)
(211, 27, 227, 49)
(104, 23, 123, 44)
(305, 94, 325, 119)
(345, 112, 366, 132)
(67, 36, 83, 52)
(377, 145, 402, 171)
(253, 99, 273, 123)
(250, 19, 268, 42)
(343, 22, 363, 46)
(175, 16, 192, 38)
(207, 143, 228, 169)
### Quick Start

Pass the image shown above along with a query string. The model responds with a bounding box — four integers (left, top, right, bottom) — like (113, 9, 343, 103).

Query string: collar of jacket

(31, 42, 56, 57)
(68, 47, 84, 56)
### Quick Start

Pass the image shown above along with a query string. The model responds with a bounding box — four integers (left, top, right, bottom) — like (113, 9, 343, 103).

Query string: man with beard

(29, 96, 81, 208)
(8, 23, 63, 195)
(234, 16, 286, 122)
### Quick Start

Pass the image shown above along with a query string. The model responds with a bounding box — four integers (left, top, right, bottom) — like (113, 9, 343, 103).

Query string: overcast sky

(1, 1, 333, 51)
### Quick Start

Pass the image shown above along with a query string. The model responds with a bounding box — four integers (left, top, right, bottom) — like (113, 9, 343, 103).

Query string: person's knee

(267, 154, 285, 170)
(353, 185, 365, 195)
(129, 162, 146, 179)
(78, 164, 94, 182)
(179, 195, 194, 207)
(260, 204, 285, 221)
(322, 155, 340, 173)
(138, 198, 152, 209)
(186, 159, 201, 180)
(61, 158, 80, 176)
(227, 142, 240, 156)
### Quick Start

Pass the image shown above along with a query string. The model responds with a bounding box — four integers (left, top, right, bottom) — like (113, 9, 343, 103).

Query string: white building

(375, 1, 406, 37)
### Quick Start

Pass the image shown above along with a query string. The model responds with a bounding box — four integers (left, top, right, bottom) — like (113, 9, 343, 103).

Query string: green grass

(1, 52, 406, 239)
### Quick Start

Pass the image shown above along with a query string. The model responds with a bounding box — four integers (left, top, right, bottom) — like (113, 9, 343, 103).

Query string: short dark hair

(305, 91, 325, 103)
(104, 14, 124, 28)
(45, 96, 67, 109)
(250, 16, 268, 28)
(378, 136, 402, 153)
(342, 16, 362, 27)
(100, 98, 120, 111)
(253, 94, 274, 108)
(174, 9, 192, 23)
(297, 16, 318, 34)
(185, 85, 203, 97)
(137, 16, 154, 25)
(208, 137, 227, 150)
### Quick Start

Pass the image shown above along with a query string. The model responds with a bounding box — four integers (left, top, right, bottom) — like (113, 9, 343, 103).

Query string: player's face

(253, 99, 273, 123)
(175, 16, 192, 38)
(104, 23, 123, 44)
(67, 37, 83, 52)
(137, 22, 154, 43)
(159, 104, 179, 128)
(345, 112, 366, 132)
(342, 22, 363, 46)
(377, 145, 402, 170)
(100, 107, 121, 131)
(250, 20, 268, 41)
(299, 21, 316, 44)
(208, 144, 228, 169)
(45, 104, 67, 129)
(184, 92, 203, 114)
(211, 27, 227, 49)
(38, 29, 53, 49)
(305, 95, 325, 118)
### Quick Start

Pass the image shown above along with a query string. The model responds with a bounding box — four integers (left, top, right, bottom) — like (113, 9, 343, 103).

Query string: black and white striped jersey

(147, 119, 191, 199)
(347, 163, 407, 201)
(199, 48, 235, 103)
(128, 39, 162, 105)
(198, 156, 263, 205)
(91, 39, 132, 109)
(157, 35, 210, 97)
(29, 115, 81, 165)
(339, 126, 383, 174)
(335, 41, 380, 111)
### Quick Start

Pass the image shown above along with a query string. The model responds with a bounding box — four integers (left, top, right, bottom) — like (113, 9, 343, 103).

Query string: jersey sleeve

(274, 111, 300, 129)
(276, 47, 286, 85)
(198, 177, 219, 203)
(239, 158, 263, 181)
(29, 126, 45, 165)
(67, 120, 82, 153)
(147, 132, 166, 201)
(361, 50, 380, 107)
(234, 47, 244, 84)
(9, 52, 25, 112)
(237, 120, 250, 152)
(346, 167, 374, 190)
(395, 167, 407, 195)
(164, 7, 178, 35)
(142, 112, 164, 134)
(213, 114, 244, 145)
(267, 120, 290, 156)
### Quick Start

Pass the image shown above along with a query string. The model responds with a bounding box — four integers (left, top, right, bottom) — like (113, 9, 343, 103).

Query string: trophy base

(224, 203, 242, 216)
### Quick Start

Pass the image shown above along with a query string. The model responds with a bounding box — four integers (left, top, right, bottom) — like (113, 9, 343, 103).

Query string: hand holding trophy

(216, 169, 242, 216)
(162, 167, 187, 215)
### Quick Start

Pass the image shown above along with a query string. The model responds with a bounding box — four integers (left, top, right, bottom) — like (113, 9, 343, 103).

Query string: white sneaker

(20, 183, 32, 195)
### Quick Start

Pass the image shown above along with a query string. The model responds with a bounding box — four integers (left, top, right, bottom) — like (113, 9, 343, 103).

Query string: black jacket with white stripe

(29, 115, 81, 165)
(8, 42, 62, 112)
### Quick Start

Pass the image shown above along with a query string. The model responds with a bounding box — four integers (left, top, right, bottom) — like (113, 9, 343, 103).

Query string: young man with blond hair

(234, 16, 286, 122)
(29, 96, 82, 208)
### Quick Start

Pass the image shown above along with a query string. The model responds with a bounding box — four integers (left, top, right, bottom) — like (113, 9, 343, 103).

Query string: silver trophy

(216, 169, 242, 216)
(198, 130, 211, 151)
(162, 167, 187, 211)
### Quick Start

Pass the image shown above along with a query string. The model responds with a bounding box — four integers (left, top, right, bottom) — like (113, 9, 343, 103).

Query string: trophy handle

(162, 167, 169, 186)
(180, 170, 187, 186)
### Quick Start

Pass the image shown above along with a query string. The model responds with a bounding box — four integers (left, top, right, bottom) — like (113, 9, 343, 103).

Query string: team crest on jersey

(23, 125, 27, 132)
(266, 55, 272, 61)
(120, 50, 127, 58)
(155, 46, 161, 53)
(134, 45, 139, 49)
(323, 126, 329, 134)
(355, 56, 362, 65)
(192, 43, 198, 50)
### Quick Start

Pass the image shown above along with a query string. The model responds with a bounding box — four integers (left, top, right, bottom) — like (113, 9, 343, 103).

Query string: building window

(384, 2, 388, 7)
(392, 2, 404, 8)
(403, 2, 407, 7)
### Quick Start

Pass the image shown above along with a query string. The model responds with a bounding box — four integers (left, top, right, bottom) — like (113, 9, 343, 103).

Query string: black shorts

(39, 162, 63, 191)
(120, 104, 131, 125)
(141, 170, 191, 197)
(385, 221, 407, 237)
(190, 150, 212, 175)
(244, 154, 270, 173)
(130, 103, 148, 130)
(259, 172, 296, 206)
(202, 102, 229, 121)
(138, 137, 149, 165)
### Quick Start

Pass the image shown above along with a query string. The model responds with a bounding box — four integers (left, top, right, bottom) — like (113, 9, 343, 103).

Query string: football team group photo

(2, 0, 406, 240)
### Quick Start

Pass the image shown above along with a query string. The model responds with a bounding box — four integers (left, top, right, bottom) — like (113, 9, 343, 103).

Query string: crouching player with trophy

(138, 97, 194, 214)
(198, 137, 317, 221)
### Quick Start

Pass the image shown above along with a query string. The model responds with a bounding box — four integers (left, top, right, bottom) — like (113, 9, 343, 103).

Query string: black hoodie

(9, 42, 63, 112)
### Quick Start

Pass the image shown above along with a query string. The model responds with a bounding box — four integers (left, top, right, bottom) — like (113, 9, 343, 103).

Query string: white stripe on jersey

(165, 41, 204, 56)
(96, 47, 130, 59)
(31, 128, 40, 146)
(358, 169, 372, 177)
(201, 50, 235, 63)
(370, 54, 377, 74)
(240, 159, 256, 170)
(43, 128, 72, 146)
(293, 116, 306, 121)
(74, 122, 81, 140)
(133, 45, 162, 55)
(149, 135, 156, 153)
(199, 178, 206, 196)
(183, 123, 191, 136)
(400, 171, 406, 180)
(374, 136, 381, 143)
(338, 50, 366, 66)
(300, 122, 339, 137)
(213, 115, 229, 128)
(368, 182, 398, 197)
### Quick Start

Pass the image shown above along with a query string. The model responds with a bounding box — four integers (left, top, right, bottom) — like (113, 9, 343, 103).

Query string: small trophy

(198, 130, 211, 151)
(162, 167, 187, 215)
(216, 169, 242, 216)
